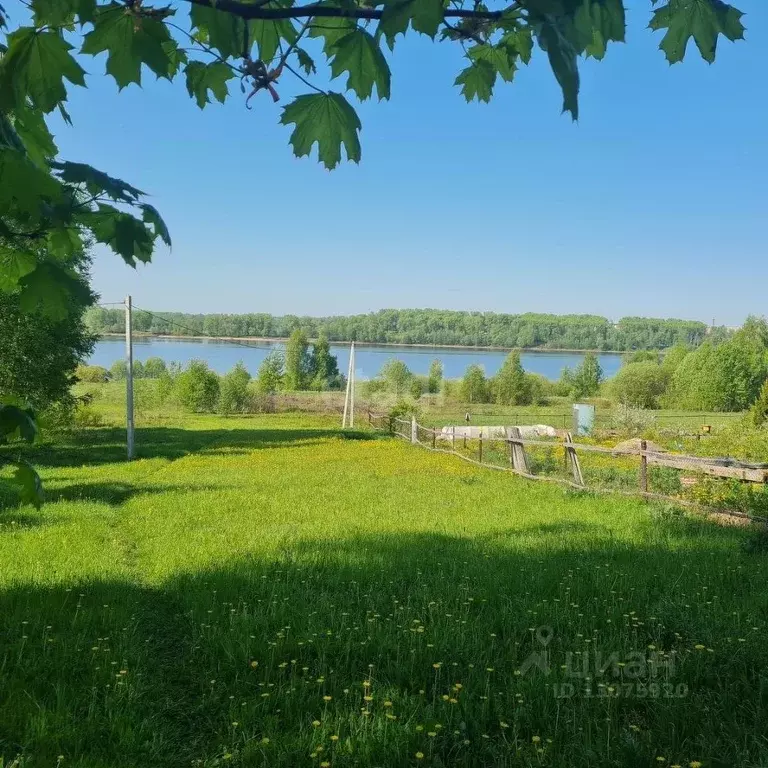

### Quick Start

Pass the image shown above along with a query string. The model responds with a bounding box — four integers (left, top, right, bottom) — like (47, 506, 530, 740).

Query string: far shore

(98, 332, 628, 355)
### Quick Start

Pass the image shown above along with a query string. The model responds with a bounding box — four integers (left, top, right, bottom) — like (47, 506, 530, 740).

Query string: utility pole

(349, 342, 355, 428)
(342, 341, 357, 428)
(125, 295, 134, 460)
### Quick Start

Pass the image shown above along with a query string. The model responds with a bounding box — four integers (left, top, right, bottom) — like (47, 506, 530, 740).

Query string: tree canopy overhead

(0, 0, 748, 315)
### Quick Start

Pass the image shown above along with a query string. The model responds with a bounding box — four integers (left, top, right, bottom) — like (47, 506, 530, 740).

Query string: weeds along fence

(366, 410, 768, 524)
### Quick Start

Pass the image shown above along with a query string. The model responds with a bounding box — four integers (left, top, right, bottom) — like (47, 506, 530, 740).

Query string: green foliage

(175, 359, 220, 413)
(427, 359, 443, 394)
(661, 343, 689, 373)
(280, 93, 361, 170)
(668, 321, 768, 411)
(626, 349, 661, 365)
(570, 352, 603, 399)
(76, 364, 109, 383)
(83, 308, 711, 352)
(459, 363, 489, 404)
(157, 370, 175, 404)
(256, 351, 285, 394)
(109, 359, 127, 381)
(749, 380, 768, 428)
(379, 359, 413, 397)
(284, 330, 311, 391)
(308, 333, 343, 391)
(0, 264, 95, 408)
(218, 362, 251, 415)
(184, 61, 234, 109)
(409, 376, 425, 400)
(610, 361, 670, 409)
(491, 351, 531, 405)
(143, 357, 167, 379)
(649, 0, 745, 64)
(330, 29, 391, 101)
(0, 402, 43, 508)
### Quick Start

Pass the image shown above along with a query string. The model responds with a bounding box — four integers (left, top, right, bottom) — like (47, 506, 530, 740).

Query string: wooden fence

(364, 410, 768, 524)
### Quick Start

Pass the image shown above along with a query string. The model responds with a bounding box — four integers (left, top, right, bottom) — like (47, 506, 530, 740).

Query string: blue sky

(17, 0, 768, 322)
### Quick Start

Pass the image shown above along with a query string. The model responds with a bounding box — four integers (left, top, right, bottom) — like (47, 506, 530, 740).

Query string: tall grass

(1, 414, 766, 767)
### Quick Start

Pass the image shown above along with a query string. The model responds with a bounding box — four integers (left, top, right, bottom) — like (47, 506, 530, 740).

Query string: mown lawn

(1, 414, 767, 768)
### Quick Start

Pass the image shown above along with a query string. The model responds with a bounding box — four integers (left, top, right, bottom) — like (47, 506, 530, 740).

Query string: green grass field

(2, 413, 767, 768)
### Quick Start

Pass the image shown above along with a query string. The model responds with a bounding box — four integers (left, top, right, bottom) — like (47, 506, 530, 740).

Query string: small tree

(750, 380, 768, 427)
(219, 362, 251, 415)
(309, 333, 342, 390)
(110, 360, 128, 381)
(610, 362, 670, 409)
(143, 357, 167, 379)
(410, 377, 425, 400)
(492, 351, 531, 405)
(284, 330, 311, 391)
(570, 352, 603, 399)
(256, 352, 284, 394)
(380, 360, 413, 397)
(427, 360, 443, 394)
(460, 364, 489, 404)
(157, 371, 175, 404)
(175, 360, 220, 412)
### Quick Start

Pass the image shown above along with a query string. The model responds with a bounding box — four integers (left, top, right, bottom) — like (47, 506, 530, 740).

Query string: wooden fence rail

(364, 409, 768, 524)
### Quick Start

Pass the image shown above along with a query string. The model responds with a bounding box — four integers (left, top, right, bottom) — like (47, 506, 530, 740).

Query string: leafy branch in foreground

(0, 402, 43, 509)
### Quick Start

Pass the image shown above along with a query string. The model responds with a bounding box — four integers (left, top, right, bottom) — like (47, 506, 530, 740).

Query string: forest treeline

(85, 308, 715, 351)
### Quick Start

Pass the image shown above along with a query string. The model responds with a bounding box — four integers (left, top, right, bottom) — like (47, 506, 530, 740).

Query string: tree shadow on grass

(13, 426, 372, 470)
(1, 518, 765, 768)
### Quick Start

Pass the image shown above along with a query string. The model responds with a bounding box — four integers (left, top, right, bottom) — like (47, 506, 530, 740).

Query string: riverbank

(98, 332, 629, 355)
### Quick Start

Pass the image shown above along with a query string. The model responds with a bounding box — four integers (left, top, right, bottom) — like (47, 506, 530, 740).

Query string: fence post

(639, 439, 648, 493)
(451, 426, 456, 452)
(411, 416, 418, 445)
(565, 432, 585, 486)
(479, 432, 483, 464)
(368, 409, 372, 427)
(432, 428, 436, 449)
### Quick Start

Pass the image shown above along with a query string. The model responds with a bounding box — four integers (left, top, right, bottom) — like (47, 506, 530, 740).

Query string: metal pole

(342, 343, 353, 428)
(125, 295, 134, 460)
(350, 342, 355, 428)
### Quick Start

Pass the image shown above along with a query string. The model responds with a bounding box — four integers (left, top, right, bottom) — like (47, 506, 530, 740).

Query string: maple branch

(178, 0, 517, 22)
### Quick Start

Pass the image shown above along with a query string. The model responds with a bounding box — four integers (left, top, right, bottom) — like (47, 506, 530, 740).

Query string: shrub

(175, 360, 220, 412)
(157, 371, 175, 404)
(110, 360, 127, 380)
(409, 377, 425, 400)
(607, 403, 656, 435)
(143, 357, 167, 378)
(610, 361, 670, 409)
(76, 364, 110, 383)
(219, 362, 251, 415)
(459, 364, 489, 404)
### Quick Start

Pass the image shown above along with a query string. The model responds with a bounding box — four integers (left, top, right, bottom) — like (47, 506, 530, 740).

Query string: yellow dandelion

(384, 701, 393, 707)
(427, 731, 437, 737)
(532, 736, 541, 744)
(415, 753, 424, 760)
(320, 762, 331, 768)
(323, 695, 332, 702)
(330, 735, 339, 742)
(656, 758, 666, 763)
(260, 737, 270, 745)
(250, 661, 258, 668)
(690, 763, 703, 768)
(312, 720, 321, 727)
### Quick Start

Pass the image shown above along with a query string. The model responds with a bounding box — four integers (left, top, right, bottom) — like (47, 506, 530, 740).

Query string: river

(90, 337, 624, 380)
